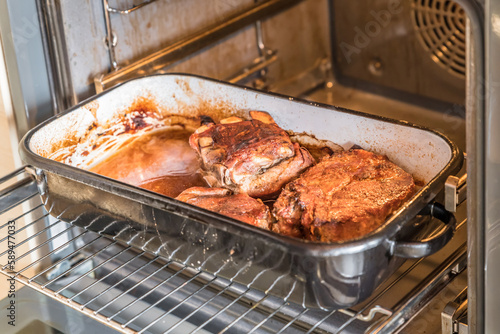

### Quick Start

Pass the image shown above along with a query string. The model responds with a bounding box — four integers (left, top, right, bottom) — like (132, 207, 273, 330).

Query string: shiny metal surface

(484, 1, 500, 333)
(34, 0, 330, 105)
(0, 286, 119, 334)
(397, 270, 468, 334)
(411, 0, 467, 78)
(37, 0, 79, 113)
(101, 0, 165, 70)
(0, 0, 54, 138)
(445, 174, 467, 213)
(20, 74, 462, 309)
(95, 0, 306, 92)
(442, 288, 468, 334)
(391, 203, 456, 259)
(456, 1, 486, 333)
(2, 0, 487, 330)
(106, 0, 161, 15)
(226, 49, 277, 87)
(102, 0, 118, 70)
(0, 168, 468, 333)
(330, 0, 465, 105)
(226, 10, 277, 89)
(368, 237, 467, 333)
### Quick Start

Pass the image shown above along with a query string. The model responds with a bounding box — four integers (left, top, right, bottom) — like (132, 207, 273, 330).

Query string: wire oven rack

(0, 167, 467, 333)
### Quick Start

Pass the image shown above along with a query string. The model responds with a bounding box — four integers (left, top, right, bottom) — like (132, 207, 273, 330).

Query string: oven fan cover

(411, 0, 466, 78)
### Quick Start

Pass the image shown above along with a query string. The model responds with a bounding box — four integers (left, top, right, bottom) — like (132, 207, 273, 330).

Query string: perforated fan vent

(411, 0, 466, 77)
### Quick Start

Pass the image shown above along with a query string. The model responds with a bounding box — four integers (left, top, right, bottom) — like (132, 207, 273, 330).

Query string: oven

(0, 0, 494, 333)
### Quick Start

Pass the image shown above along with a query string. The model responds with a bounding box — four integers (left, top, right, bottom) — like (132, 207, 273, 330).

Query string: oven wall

(485, 0, 500, 331)
(330, 0, 466, 106)
(0, 0, 55, 140)
(0, 95, 16, 176)
(0, 30, 19, 177)
(0, 3, 51, 300)
(42, 0, 331, 105)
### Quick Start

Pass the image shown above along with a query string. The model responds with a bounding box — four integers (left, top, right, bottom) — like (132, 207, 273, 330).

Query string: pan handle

(391, 202, 456, 259)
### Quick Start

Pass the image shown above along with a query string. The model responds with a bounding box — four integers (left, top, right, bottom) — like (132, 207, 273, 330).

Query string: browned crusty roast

(188, 111, 314, 198)
(176, 187, 273, 230)
(272, 149, 416, 242)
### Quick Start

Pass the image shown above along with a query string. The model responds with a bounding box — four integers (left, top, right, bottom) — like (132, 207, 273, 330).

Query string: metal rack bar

(305, 309, 336, 334)
(219, 294, 271, 334)
(0, 169, 468, 333)
(226, 50, 278, 85)
(13, 270, 137, 334)
(247, 296, 293, 334)
(79, 254, 158, 307)
(109, 266, 191, 322)
(126, 271, 204, 329)
(15, 231, 95, 276)
(0, 206, 47, 242)
(138, 275, 218, 333)
(91, 261, 172, 314)
(255, 20, 268, 57)
(0, 192, 37, 216)
(41, 240, 120, 287)
(55, 245, 133, 294)
(0, 166, 28, 184)
(25, 232, 98, 279)
(68, 250, 146, 302)
(277, 309, 309, 334)
(332, 259, 427, 332)
(0, 176, 33, 198)
(370, 244, 468, 333)
(189, 286, 253, 334)
(0, 219, 66, 258)
(161, 276, 230, 334)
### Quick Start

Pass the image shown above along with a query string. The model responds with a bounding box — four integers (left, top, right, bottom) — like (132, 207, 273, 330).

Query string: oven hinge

(444, 173, 467, 212)
(442, 287, 468, 334)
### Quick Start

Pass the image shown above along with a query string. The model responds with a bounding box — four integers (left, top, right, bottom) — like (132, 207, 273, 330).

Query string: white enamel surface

(29, 75, 452, 183)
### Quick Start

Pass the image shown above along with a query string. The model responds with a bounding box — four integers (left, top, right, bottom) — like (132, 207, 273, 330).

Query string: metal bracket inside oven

(442, 287, 468, 334)
(95, 0, 305, 91)
(226, 5, 278, 89)
(445, 174, 467, 212)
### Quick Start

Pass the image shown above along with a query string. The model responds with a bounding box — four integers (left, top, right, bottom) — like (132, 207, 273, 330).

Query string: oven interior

(0, 0, 471, 332)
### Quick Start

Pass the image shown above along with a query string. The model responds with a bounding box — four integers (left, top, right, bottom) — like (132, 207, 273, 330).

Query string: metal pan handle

(391, 202, 456, 259)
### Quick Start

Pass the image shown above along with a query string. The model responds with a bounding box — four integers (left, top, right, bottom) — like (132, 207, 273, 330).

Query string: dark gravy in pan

(90, 128, 207, 197)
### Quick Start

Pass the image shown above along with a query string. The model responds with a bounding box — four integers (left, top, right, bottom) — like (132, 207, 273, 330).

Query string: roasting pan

(19, 74, 463, 309)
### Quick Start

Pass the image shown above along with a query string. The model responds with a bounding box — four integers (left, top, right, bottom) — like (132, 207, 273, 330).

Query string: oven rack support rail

(95, 0, 302, 91)
(0, 167, 467, 334)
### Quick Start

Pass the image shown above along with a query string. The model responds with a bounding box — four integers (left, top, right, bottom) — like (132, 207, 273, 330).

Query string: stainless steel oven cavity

(0, 0, 496, 332)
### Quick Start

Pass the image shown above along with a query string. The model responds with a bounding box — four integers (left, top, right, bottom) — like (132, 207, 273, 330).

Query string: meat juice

(89, 128, 207, 197)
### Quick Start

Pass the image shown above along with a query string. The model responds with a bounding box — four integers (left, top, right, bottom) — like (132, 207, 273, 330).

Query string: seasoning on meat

(189, 111, 314, 198)
(272, 149, 416, 242)
(176, 187, 273, 230)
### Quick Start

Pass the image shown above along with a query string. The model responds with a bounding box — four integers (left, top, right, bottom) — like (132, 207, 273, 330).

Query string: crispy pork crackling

(189, 111, 314, 198)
